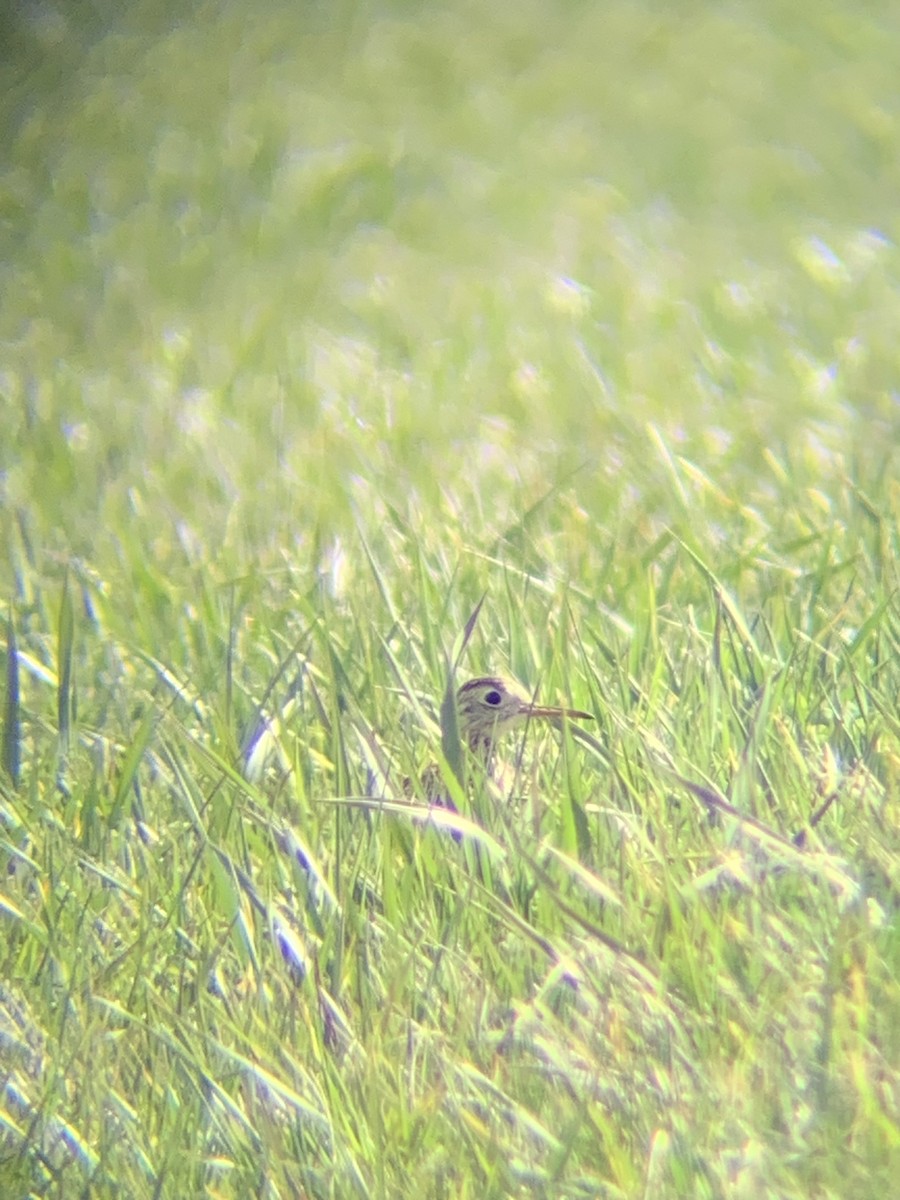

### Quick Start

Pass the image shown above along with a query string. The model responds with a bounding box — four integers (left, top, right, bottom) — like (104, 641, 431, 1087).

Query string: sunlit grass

(1, 0, 898, 1197)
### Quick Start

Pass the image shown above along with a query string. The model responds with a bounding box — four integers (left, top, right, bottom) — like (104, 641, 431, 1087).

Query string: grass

(1, 0, 899, 1196)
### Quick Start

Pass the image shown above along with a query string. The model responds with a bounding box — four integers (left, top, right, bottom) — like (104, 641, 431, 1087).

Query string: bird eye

(485, 690, 502, 706)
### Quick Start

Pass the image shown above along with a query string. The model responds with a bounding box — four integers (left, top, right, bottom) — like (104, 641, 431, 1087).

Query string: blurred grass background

(1, 0, 898, 1197)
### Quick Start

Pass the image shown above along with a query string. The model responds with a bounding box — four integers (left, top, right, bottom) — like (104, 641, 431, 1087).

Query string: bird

(414, 675, 593, 820)
(456, 675, 592, 756)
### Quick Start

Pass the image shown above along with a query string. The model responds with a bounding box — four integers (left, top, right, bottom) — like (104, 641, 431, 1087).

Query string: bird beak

(525, 703, 593, 722)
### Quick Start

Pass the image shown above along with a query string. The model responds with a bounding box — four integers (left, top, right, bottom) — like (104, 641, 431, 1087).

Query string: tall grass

(1, 1, 898, 1196)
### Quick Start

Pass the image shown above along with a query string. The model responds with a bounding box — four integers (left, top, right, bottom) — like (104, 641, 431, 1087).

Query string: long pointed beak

(526, 703, 593, 722)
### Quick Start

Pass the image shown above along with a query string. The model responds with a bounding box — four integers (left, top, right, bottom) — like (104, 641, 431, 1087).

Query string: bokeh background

(4, 0, 897, 583)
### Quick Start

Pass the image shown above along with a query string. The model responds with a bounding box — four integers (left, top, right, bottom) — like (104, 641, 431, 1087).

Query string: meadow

(0, 1, 898, 1196)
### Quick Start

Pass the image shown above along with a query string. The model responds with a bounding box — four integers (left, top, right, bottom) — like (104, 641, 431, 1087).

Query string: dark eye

(485, 690, 502, 706)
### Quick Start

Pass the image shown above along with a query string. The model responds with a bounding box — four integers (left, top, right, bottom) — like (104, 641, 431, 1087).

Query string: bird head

(456, 676, 592, 753)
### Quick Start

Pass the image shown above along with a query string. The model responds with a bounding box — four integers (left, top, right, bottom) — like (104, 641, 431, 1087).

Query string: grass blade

(441, 595, 486, 787)
(57, 572, 75, 789)
(3, 610, 20, 787)
(439, 668, 463, 788)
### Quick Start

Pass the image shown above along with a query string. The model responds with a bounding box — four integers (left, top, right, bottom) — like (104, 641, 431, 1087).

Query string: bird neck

(466, 729, 499, 775)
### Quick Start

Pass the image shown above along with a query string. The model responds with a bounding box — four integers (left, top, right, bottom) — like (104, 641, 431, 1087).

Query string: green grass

(1, 0, 899, 1196)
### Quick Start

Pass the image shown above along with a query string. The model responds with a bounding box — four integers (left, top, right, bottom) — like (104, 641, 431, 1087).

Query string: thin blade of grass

(439, 668, 463, 789)
(442, 596, 486, 787)
(57, 572, 75, 790)
(450, 591, 486, 669)
(109, 707, 157, 827)
(3, 610, 20, 787)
